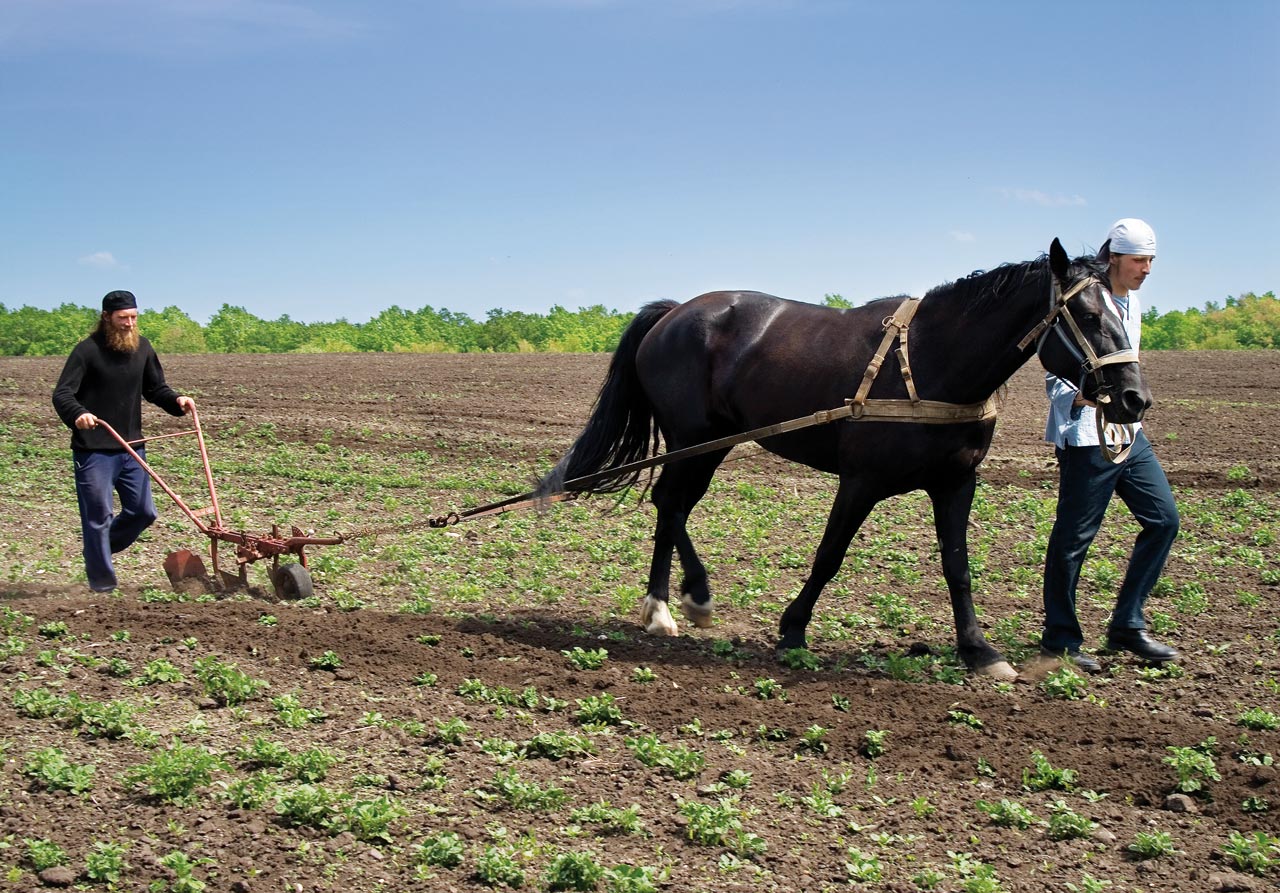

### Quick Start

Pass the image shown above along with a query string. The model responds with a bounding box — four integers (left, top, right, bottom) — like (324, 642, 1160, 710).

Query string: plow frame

(94, 408, 343, 597)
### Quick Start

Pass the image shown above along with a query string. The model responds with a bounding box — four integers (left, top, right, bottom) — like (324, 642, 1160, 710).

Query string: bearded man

(53, 290, 194, 591)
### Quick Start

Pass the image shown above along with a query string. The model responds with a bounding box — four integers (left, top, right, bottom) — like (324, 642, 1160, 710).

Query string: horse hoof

(679, 593, 714, 629)
(640, 596, 678, 636)
(976, 660, 1018, 682)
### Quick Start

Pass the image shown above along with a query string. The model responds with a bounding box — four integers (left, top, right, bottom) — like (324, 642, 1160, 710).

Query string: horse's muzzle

(1100, 385, 1151, 424)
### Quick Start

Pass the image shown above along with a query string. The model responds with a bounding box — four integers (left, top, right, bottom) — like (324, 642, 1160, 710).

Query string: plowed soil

(0, 349, 1277, 893)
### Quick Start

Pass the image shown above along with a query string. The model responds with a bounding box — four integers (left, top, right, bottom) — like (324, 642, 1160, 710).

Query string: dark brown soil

(0, 350, 1277, 893)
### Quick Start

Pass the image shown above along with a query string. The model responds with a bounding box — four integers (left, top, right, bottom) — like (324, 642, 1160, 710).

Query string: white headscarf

(1107, 218, 1157, 256)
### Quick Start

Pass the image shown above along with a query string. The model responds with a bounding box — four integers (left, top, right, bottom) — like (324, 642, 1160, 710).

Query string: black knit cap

(102, 290, 137, 312)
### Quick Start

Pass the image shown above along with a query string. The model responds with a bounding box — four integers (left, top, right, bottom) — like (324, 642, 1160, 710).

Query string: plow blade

(163, 549, 212, 594)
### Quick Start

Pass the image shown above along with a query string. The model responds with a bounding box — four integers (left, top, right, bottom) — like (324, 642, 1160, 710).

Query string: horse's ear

(1049, 238, 1070, 279)
(1096, 238, 1112, 265)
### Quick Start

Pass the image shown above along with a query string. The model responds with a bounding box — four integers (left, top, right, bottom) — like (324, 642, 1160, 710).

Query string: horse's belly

(755, 430, 842, 475)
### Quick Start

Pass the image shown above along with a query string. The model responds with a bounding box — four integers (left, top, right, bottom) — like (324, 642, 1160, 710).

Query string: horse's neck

(911, 282, 1044, 404)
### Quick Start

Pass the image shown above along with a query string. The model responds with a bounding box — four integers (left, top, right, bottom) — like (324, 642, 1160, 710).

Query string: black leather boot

(1105, 628, 1179, 663)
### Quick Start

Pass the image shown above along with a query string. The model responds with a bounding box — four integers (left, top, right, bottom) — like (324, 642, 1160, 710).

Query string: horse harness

(844, 297, 997, 423)
(369, 273, 1143, 531)
(558, 272, 1143, 489)
(1017, 274, 1142, 462)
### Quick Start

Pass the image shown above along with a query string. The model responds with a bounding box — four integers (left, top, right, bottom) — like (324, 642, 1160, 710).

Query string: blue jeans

(73, 449, 158, 591)
(1041, 430, 1179, 652)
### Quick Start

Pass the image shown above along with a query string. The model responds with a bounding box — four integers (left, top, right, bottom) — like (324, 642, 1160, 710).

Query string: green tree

(297, 320, 361, 353)
(141, 306, 207, 353)
(356, 306, 424, 352)
(480, 309, 549, 352)
(545, 305, 632, 352)
(205, 304, 267, 352)
(0, 303, 98, 356)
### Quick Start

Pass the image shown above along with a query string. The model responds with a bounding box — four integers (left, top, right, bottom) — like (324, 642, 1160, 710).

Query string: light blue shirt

(1044, 291, 1142, 448)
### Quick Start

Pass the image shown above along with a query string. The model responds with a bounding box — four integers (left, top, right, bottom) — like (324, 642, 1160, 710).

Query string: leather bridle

(1017, 274, 1141, 462)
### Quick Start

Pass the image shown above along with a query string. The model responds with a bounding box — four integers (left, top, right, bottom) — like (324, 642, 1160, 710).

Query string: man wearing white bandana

(1038, 219, 1180, 673)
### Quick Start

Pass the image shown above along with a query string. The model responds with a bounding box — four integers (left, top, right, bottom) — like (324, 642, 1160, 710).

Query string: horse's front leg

(777, 477, 876, 655)
(929, 473, 1016, 680)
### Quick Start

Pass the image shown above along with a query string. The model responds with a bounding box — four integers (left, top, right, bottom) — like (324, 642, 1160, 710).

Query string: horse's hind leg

(672, 451, 729, 628)
(929, 473, 1016, 680)
(640, 450, 727, 635)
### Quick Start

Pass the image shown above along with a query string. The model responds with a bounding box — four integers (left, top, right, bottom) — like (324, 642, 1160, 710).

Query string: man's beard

(105, 325, 140, 353)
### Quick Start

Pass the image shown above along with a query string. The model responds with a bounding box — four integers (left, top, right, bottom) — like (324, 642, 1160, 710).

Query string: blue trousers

(73, 449, 157, 591)
(1041, 430, 1179, 652)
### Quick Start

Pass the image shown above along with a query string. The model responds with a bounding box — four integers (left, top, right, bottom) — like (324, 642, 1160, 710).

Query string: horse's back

(633, 289, 992, 483)
(638, 290, 888, 405)
(633, 291, 885, 455)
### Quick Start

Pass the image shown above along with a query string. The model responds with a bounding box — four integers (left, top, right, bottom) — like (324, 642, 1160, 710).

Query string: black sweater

(52, 331, 185, 451)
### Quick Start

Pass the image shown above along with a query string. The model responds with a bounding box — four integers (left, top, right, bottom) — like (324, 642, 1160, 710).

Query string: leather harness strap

(847, 297, 998, 424)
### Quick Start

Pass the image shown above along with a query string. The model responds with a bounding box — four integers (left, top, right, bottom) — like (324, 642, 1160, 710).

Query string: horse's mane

(923, 251, 1108, 317)
(858, 294, 914, 312)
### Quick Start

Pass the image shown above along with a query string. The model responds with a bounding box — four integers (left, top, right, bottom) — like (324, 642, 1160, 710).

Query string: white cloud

(948, 230, 976, 243)
(77, 251, 122, 269)
(1000, 188, 1087, 208)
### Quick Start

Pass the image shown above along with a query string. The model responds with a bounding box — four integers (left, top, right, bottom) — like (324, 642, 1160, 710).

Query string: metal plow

(96, 409, 343, 599)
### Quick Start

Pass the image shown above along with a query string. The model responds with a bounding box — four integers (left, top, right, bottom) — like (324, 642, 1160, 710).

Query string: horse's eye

(1080, 313, 1100, 327)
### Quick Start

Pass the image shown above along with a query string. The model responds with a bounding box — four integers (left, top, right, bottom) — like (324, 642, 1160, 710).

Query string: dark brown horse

(538, 239, 1147, 677)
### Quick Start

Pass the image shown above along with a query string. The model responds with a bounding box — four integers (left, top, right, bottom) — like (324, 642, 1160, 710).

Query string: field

(0, 350, 1278, 893)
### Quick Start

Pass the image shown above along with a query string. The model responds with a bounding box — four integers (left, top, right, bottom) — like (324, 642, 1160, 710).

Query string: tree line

(0, 292, 1275, 356)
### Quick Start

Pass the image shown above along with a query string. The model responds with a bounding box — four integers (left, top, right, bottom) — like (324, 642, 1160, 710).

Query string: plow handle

(93, 414, 220, 534)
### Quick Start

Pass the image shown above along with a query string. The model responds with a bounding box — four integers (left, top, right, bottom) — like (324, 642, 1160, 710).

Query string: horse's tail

(537, 299, 679, 497)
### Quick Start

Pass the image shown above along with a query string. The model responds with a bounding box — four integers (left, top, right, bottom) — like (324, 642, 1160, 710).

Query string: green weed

(861, 729, 889, 758)
(1238, 707, 1280, 731)
(1165, 741, 1221, 794)
(1022, 750, 1077, 792)
(574, 693, 624, 726)
(522, 730, 598, 761)
(1129, 830, 1177, 858)
(123, 739, 226, 804)
(626, 734, 705, 780)
(487, 768, 569, 810)
(543, 851, 606, 891)
(193, 655, 267, 706)
(1046, 800, 1097, 840)
(679, 797, 766, 856)
(476, 844, 526, 887)
(84, 840, 128, 884)
(23, 746, 95, 794)
(413, 831, 464, 868)
(845, 848, 883, 883)
(1222, 830, 1279, 876)
(24, 838, 69, 872)
(976, 798, 1036, 829)
(562, 646, 608, 670)
(569, 801, 644, 835)
(308, 650, 343, 671)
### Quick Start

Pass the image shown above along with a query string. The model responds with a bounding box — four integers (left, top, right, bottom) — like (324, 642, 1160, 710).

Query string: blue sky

(2, 0, 1277, 324)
